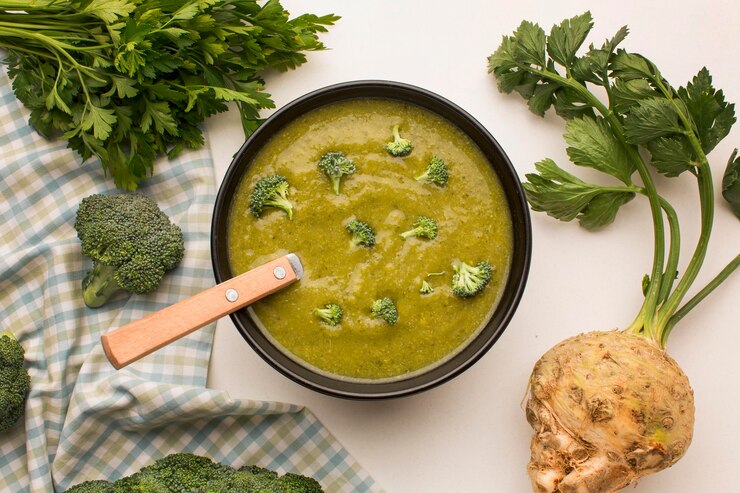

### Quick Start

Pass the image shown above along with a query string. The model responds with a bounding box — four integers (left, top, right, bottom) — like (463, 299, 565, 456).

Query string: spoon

(101, 253, 303, 369)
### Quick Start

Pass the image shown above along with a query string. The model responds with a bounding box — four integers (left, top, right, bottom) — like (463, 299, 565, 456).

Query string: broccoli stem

(331, 177, 341, 195)
(82, 263, 121, 308)
(266, 196, 293, 220)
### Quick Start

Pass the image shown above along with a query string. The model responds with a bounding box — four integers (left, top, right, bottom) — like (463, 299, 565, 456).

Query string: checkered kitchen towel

(0, 65, 383, 493)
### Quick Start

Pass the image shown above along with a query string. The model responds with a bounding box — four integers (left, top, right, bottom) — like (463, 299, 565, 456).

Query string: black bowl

(211, 80, 531, 399)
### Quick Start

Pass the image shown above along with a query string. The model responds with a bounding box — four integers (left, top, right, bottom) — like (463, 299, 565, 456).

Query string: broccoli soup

(226, 98, 513, 381)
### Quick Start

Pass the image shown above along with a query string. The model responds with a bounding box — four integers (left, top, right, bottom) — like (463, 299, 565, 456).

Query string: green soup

(226, 98, 513, 381)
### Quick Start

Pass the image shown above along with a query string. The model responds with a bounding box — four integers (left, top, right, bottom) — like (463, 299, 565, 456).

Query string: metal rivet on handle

(225, 289, 239, 302)
(273, 266, 286, 279)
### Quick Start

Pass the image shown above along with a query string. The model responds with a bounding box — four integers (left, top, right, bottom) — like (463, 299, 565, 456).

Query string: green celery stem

(662, 253, 739, 344)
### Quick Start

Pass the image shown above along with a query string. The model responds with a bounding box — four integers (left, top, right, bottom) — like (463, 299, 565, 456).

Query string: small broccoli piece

(249, 175, 294, 219)
(451, 260, 493, 298)
(318, 152, 356, 195)
(346, 219, 376, 247)
(419, 280, 434, 294)
(271, 473, 324, 493)
(0, 330, 30, 434)
(314, 303, 343, 326)
(74, 193, 185, 308)
(63, 480, 115, 493)
(371, 297, 398, 325)
(415, 156, 449, 186)
(385, 124, 413, 157)
(400, 216, 438, 240)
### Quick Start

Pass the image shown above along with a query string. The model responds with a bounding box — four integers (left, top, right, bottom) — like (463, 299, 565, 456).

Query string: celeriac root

(526, 331, 694, 493)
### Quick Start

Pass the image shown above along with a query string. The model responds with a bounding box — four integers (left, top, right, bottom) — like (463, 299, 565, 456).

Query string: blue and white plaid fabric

(0, 65, 383, 493)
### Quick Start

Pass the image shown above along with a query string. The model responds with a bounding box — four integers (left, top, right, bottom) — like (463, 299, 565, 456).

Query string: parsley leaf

(82, 104, 118, 141)
(0, 0, 339, 190)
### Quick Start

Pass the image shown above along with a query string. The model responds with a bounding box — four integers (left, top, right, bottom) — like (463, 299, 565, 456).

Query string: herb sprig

(488, 11, 738, 346)
(0, 0, 339, 190)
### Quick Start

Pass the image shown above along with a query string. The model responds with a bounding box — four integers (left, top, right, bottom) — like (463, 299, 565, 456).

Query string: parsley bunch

(0, 0, 338, 190)
(489, 12, 738, 345)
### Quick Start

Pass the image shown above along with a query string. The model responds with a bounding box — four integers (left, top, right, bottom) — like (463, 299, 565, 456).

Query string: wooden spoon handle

(101, 254, 302, 369)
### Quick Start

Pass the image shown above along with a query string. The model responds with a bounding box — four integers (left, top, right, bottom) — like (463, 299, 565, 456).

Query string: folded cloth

(0, 66, 383, 493)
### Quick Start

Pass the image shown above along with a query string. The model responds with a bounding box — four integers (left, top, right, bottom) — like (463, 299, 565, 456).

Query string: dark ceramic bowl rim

(211, 80, 532, 400)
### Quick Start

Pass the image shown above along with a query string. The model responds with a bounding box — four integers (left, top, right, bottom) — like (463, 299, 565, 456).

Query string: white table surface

(204, 2, 740, 492)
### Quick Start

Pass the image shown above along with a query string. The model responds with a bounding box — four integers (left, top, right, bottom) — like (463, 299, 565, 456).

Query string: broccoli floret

(451, 260, 493, 298)
(63, 480, 114, 493)
(270, 473, 324, 493)
(220, 465, 278, 492)
(318, 152, 356, 195)
(74, 193, 185, 308)
(419, 280, 434, 294)
(120, 453, 232, 492)
(0, 330, 30, 434)
(346, 219, 376, 247)
(385, 124, 412, 157)
(400, 216, 438, 240)
(249, 175, 294, 219)
(415, 156, 449, 186)
(314, 303, 343, 326)
(371, 297, 398, 325)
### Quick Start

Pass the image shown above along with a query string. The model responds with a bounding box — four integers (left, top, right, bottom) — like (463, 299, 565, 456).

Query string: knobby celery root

(526, 332, 694, 492)
(488, 11, 739, 492)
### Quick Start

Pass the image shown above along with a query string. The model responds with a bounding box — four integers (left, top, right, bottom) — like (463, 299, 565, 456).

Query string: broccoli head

(371, 297, 398, 325)
(318, 152, 356, 195)
(0, 330, 30, 434)
(451, 260, 493, 298)
(346, 219, 376, 247)
(314, 303, 343, 326)
(63, 453, 326, 493)
(249, 175, 294, 219)
(415, 156, 449, 186)
(419, 280, 434, 294)
(74, 193, 185, 308)
(63, 480, 114, 493)
(400, 216, 438, 240)
(385, 124, 413, 157)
